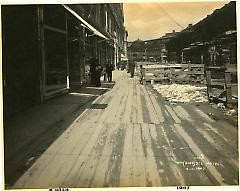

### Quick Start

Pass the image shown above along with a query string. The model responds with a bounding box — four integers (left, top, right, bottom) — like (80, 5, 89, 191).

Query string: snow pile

(153, 83, 208, 103)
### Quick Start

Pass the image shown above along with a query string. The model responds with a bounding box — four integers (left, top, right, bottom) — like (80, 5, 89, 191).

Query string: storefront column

(37, 5, 45, 103)
(65, 12, 70, 89)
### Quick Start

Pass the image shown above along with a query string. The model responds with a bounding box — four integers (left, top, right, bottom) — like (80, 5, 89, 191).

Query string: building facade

(2, 4, 127, 119)
(127, 31, 177, 63)
(128, 2, 236, 67)
(166, 1, 236, 66)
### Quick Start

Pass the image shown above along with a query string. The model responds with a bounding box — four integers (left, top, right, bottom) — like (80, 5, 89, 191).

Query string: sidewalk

(5, 69, 239, 188)
(4, 70, 124, 187)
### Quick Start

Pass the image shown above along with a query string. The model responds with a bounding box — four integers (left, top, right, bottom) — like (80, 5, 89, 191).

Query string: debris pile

(153, 83, 208, 103)
(211, 102, 238, 119)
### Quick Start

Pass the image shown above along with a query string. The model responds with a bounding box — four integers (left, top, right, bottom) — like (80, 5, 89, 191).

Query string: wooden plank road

(13, 70, 238, 188)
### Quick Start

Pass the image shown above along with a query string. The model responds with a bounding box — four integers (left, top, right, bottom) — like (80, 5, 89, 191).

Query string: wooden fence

(138, 63, 205, 84)
(206, 65, 238, 105)
(136, 62, 237, 106)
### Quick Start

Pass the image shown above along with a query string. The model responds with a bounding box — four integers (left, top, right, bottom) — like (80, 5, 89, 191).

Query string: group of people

(89, 58, 145, 87)
(90, 58, 114, 87)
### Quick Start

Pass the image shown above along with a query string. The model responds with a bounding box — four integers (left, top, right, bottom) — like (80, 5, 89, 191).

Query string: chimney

(188, 24, 193, 28)
(172, 30, 175, 33)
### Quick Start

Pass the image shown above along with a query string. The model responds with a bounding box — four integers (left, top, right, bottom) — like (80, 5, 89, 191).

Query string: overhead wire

(156, 4, 185, 30)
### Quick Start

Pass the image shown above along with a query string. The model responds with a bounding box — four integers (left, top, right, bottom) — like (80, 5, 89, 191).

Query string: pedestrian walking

(139, 64, 145, 84)
(117, 62, 121, 70)
(106, 62, 114, 82)
(95, 64, 102, 87)
(90, 58, 97, 85)
(129, 61, 135, 78)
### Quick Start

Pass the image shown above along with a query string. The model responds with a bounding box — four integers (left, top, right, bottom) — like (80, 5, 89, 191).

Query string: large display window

(44, 29, 68, 93)
(43, 5, 69, 95)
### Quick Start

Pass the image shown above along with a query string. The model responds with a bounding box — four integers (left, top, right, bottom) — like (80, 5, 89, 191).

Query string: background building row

(127, 1, 236, 68)
(127, 1, 237, 104)
(127, 31, 177, 63)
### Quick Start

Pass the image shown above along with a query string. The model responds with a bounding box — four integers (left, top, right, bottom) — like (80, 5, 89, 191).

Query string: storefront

(2, 4, 121, 118)
(41, 5, 69, 98)
(63, 5, 110, 85)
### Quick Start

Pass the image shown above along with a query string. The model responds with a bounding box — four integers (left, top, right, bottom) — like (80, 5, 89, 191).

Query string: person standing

(106, 62, 114, 82)
(90, 58, 96, 85)
(103, 65, 107, 81)
(117, 61, 120, 70)
(129, 61, 135, 78)
(95, 63, 102, 87)
(139, 64, 145, 84)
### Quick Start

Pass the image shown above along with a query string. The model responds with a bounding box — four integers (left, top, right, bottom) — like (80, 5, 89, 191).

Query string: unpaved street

(13, 70, 238, 188)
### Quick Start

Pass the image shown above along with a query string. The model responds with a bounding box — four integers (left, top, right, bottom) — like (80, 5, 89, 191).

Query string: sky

(123, 1, 230, 41)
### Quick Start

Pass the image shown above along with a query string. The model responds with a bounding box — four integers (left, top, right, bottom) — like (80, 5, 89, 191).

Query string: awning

(62, 4, 108, 40)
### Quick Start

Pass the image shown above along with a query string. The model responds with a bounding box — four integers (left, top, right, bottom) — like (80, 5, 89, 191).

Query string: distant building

(173, 1, 237, 104)
(127, 31, 178, 63)
(167, 1, 236, 65)
(128, 2, 236, 67)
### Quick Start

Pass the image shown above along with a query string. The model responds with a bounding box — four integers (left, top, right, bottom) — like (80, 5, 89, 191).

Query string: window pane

(44, 29, 67, 92)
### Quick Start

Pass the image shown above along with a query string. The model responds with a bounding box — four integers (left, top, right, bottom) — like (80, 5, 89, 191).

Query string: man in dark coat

(129, 61, 135, 78)
(106, 63, 114, 82)
(90, 58, 96, 85)
(95, 64, 102, 87)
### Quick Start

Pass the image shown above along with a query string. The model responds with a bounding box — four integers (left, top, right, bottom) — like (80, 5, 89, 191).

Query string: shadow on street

(4, 80, 115, 187)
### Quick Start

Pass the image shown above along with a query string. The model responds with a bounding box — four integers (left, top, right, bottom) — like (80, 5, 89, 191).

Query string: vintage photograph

(1, 1, 238, 189)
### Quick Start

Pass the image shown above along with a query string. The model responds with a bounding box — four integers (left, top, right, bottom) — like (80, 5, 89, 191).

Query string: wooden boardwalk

(13, 71, 238, 188)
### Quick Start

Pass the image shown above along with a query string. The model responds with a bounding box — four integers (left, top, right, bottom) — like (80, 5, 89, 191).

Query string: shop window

(44, 29, 67, 92)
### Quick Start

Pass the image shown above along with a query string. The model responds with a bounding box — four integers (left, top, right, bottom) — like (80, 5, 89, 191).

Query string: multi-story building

(66, 4, 127, 84)
(166, 1, 236, 65)
(127, 31, 178, 63)
(127, 39, 145, 62)
(2, 4, 127, 118)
